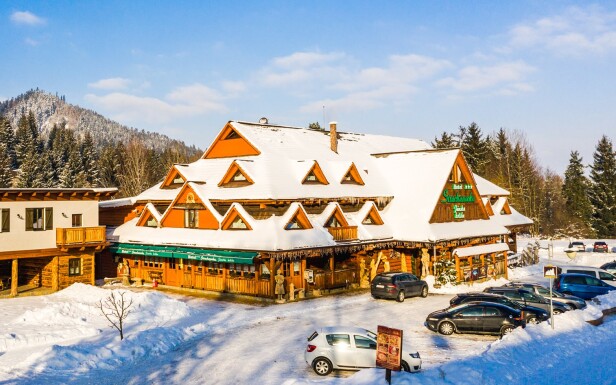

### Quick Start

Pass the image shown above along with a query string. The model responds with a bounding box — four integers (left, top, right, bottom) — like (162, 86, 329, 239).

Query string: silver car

(304, 326, 421, 376)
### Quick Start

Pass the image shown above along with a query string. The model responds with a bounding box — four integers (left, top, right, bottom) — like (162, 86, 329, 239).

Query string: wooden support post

(10, 258, 18, 297)
(504, 251, 509, 280)
(269, 257, 275, 298)
(52, 256, 60, 291)
(400, 252, 407, 272)
(455, 257, 461, 283)
(329, 255, 334, 288)
(91, 255, 96, 286)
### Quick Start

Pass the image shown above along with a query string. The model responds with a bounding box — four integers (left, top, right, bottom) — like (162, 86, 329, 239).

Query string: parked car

(449, 292, 549, 324)
(503, 281, 587, 309)
(600, 261, 616, 275)
(304, 326, 421, 375)
(425, 302, 525, 337)
(568, 241, 586, 252)
(483, 287, 572, 313)
(555, 265, 616, 287)
(553, 273, 616, 300)
(593, 241, 609, 253)
(371, 272, 428, 302)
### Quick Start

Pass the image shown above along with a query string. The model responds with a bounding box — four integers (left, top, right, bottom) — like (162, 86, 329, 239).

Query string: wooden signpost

(376, 325, 403, 384)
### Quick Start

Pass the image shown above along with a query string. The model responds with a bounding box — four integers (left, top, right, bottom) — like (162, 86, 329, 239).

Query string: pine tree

(539, 170, 568, 236)
(14, 112, 45, 187)
(0, 116, 16, 169)
(432, 132, 457, 149)
(0, 141, 13, 187)
(562, 151, 593, 236)
(588, 136, 616, 238)
(80, 132, 100, 187)
(460, 122, 489, 175)
(98, 143, 124, 188)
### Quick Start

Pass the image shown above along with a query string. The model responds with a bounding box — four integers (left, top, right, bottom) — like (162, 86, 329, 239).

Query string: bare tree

(98, 291, 133, 340)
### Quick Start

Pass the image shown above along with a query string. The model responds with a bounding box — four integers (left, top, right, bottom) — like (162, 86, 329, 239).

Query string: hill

(0, 89, 201, 152)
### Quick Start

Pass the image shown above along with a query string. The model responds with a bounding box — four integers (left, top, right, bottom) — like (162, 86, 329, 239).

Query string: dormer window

(362, 216, 375, 225)
(173, 175, 185, 184)
(232, 171, 247, 182)
(284, 207, 312, 230)
(361, 205, 384, 225)
(223, 129, 240, 140)
(185, 209, 199, 228)
(302, 161, 329, 185)
(325, 215, 342, 228)
(305, 173, 317, 183)
(340, 163, 365, 185)
(230, 216, 248, 229)
(219, 161, 254, 187)
(146, 217, 158, 228)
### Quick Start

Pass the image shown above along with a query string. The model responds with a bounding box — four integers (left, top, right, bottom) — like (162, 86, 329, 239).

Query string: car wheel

(527, 316, 539, 324)
(420, 286, 428, 298)
(500, 325, 514, 337)
(396, 290, 405, 302)
(401, 360, 410, 372)
(312, 357, 333, 376)
(553, 309, 564, 315)
(438, 321, 454, 335)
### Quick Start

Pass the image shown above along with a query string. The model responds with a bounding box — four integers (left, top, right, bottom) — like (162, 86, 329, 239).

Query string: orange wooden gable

(324, 206, 349, 228)
(136, 208, 159, 227)
(221, 206, 253, 230)
(430, 152, 489, 223)
(341, 163, 365, 185)
(203, 123, 261, 159)
(159, 184, 219, 229)
(161, 166, 187, 189)
(485, 200, 495, 216)
(284, 207, 313, 230)
(302, 161, 329, 185)
(218, 161, 254, 187)
(362, 205, 384, 225)
(500, 200, 512, 215)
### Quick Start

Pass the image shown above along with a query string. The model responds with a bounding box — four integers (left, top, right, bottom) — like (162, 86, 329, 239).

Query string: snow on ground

(1, 238, 616, 385)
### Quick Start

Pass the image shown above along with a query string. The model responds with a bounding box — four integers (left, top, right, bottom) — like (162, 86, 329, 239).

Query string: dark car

(425, 302, 525, 337)
(593, 241, 609, 253)
(483, 287, 572, 313)
(600, 261, 616, 275)
(371, 272, 428, 302)
(553, 273, 616, 300)
(503, 282, 587, 309)
(449, 292, 549, 324)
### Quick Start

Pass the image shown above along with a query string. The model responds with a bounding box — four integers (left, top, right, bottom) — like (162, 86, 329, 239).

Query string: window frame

(68, 258, 82, 276)
(72, 213, 83, 227)
(0, 208, 9, 233)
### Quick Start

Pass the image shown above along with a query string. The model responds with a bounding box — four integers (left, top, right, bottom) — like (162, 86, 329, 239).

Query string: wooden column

(52, 256, 60, 291)
(269, 256, 275, 298)
(455, 257, 461, 283)
(10, 258, 18, 297)
(91, 254, 96, 286)
(301, 259, 306, 291)
(329, 255, 334, 287)
(504, 251, 509, 280)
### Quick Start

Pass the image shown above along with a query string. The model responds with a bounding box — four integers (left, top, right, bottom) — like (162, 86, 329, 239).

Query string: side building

(0, 188, 117, 296)
(100, 120, 532, 299)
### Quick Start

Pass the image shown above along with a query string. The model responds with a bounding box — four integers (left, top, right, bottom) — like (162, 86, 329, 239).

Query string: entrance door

(165, 258, 181, 286)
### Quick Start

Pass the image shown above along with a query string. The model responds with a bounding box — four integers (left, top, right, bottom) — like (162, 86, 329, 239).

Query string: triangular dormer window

(501, 201, 512, 215)
(362, 206, 384, 225)
(173, 175, 185, 185)
(449, 165, 465, 183)
(324, 207, 349, 228)
(341, 163, 365, 185)
(146, 217, 158, 228)
(284, 207, 312, 230)
(302, 161, 329, 185)
(219, 162, 254, 188)
(221, 207, 253, 230)
(223, 129, 240, 140)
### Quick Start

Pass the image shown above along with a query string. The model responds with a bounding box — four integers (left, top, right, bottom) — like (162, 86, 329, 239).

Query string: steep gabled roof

(474, 174, 510, 197)
(136, 203, 163, 227)
(281, 202, 313, 230)
(221, 203, 254, 230)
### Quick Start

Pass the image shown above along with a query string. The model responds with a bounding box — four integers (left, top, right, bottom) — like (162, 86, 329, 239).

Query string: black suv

(371, 272, 428, 302)
(484, 287, 572, 313)
(449, 292, 549, 324)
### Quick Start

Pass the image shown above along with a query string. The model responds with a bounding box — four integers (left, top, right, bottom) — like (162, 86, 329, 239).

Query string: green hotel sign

(109, 243, 257, 265)
(441, 184, 475, 219)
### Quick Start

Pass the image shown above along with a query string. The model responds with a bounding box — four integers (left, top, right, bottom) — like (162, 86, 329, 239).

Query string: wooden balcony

(327, 226, 358, 242)
(56, 226, 107, 249)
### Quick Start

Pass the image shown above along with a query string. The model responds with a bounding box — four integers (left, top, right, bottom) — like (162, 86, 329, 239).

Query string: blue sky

(2, 1, 616, 173)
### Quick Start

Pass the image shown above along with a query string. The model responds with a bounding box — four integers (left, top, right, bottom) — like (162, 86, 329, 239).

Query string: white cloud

(24, 38, 39, 46)
(507, 6, 616, 55)
(88, 78, 131, 90)
(85, 83, 228, 125)
(436, 61, 535, 93)
(260, 51, 451, 113)
(10, 11, 45, 26)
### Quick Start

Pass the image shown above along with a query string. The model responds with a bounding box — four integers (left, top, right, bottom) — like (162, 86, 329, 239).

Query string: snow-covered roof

(453, 243, 510, 257)
(111, 120, 530, 252)
(474, 174, 510, 196)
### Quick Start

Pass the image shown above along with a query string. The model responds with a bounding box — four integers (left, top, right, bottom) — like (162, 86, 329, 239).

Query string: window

(25, 207, 53, 231)
(326, 334, 351, 346)
(68, 258, 82, 276)
(1, 208, 9, 232)
(354, 335, 376, 349)
(231, 170, 247, 182)
(325, 215, 342, 228)
(72, 214, 82, 227)
(185, 209, 198, 228)
(459, 307, 484, 317)
(304, 172, 317, 183)
(229, 216, 248, 229)
(146, 217, 158, 228)
(484, 307, 501, 316)
(260, 263, 271, 280)
(173, 175, 185, 184)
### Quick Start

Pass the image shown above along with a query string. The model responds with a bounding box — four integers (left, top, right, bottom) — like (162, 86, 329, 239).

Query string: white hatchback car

(304, 326, 421, 376)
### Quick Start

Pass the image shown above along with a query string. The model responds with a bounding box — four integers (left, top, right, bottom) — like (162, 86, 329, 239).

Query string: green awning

(109, 243, 175, 258)
(110, 243, 257, 265)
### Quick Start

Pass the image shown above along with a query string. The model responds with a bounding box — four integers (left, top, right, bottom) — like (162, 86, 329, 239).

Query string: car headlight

(427, 318, 439, 321)
(410, 352, 421, 359)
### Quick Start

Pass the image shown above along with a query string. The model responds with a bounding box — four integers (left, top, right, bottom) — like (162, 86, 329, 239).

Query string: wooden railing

(56, 226, 107, 248)
(327, 226, 358, 241)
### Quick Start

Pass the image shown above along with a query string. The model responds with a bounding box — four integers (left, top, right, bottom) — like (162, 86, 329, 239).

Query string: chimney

(329, 121, 338, 153)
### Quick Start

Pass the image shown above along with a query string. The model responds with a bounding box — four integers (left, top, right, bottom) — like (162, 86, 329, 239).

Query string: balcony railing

(327, 226, 358, 242)
(56, 226, 107, 248)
